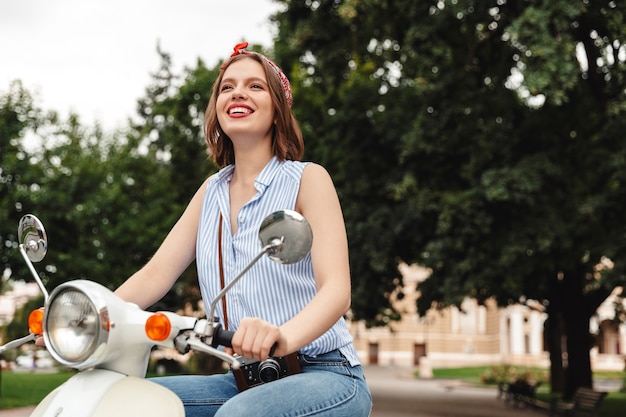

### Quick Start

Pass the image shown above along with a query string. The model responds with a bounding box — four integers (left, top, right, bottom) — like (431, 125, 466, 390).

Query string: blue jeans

(151, 349, 372, 417)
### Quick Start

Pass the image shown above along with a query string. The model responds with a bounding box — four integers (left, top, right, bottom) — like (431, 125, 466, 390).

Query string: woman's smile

(227, 104, 254, 117)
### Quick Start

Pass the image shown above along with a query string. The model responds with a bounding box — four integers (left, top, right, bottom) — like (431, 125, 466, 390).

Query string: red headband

(229, 42, 293, 108)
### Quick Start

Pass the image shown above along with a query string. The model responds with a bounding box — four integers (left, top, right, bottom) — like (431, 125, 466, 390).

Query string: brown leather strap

(218, 213, 228, 330)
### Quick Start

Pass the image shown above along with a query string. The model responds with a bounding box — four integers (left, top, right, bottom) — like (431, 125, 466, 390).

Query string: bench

(499, 379, 542, 408)
(547, 387, 607, 417)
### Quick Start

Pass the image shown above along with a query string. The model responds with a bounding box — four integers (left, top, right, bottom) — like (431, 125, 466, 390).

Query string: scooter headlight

(45, 285, 109, 365)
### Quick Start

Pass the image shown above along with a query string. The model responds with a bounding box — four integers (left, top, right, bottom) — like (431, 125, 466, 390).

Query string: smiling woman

(0, 0, 280, 131)
(112, 41, 373, 417)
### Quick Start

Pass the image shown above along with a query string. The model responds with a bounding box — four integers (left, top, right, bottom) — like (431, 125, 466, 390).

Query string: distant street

(365, 366, 546, 417)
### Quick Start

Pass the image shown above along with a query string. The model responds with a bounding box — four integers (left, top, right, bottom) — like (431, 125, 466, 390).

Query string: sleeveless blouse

(196, 156, 360, 365)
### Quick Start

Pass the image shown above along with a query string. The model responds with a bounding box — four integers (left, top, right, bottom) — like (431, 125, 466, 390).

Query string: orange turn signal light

(145, 313, 172, 341)
(28, 307, 44, 335)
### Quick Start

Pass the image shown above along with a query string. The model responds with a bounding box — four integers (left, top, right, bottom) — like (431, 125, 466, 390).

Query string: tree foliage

(126, 46, 220, 309)
(0, 50, 220, 312)
(0, 81, 49, 290)
(273, 0, 626, 396)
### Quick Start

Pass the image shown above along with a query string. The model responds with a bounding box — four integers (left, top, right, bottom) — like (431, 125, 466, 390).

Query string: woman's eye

(220, 85, 233, 92)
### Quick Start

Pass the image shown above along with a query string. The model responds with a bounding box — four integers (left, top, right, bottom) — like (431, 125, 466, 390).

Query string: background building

(0, 281, 40, 326)
(349, 264, 625, 372)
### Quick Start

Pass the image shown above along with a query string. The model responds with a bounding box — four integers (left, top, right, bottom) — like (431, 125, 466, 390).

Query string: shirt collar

(255, 156, 281, 189)
(215, 156, 281, 191)
(216, 164, 235, 182)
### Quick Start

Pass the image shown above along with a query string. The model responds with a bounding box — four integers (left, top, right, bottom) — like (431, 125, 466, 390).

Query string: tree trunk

(545, 313, 565, 393)
(563, 308, 593, 397)
(562, 274, 593, 398)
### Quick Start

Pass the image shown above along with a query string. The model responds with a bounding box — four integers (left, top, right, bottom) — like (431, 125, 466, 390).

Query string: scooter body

(0, 210, 311, 417)
(19, 273, 230, 417)
(31, 370, 184, 417)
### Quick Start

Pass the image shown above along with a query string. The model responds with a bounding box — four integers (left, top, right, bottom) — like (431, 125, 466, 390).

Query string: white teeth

(229, 107, 252, 114)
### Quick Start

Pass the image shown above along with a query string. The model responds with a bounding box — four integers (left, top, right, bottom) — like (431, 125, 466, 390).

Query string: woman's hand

(230, 317, 285, 361)
(34, 335, 46, 347)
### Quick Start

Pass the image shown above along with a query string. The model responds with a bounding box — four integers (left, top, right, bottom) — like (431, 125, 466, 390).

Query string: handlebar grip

(212, 326, 234, 348)
(212, 326, 279, 357)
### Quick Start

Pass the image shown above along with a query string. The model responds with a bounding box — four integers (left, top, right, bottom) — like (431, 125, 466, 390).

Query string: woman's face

(216, 58, 275, 143)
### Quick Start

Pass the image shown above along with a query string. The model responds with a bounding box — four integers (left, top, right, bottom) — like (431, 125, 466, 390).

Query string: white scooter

(0, 210, 312, 417)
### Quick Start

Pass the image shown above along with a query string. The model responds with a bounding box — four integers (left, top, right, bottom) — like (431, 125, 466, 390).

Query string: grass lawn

(0, 370, 168, 410)
(0, 370, 73, 409)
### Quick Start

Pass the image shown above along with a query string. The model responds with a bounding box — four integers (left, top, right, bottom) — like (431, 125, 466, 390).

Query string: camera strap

(218, 212, 228, 330)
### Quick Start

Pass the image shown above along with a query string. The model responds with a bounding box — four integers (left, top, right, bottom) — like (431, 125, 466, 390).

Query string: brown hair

(204, 53, 304, 168)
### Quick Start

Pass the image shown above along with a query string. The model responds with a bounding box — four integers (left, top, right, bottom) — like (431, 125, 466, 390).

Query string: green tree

(274, 0, 626, 397)
(0, 81, 49, 289)
(127, 45, 221, 309)
(1, 49, 219, 314)
(24, 115, 178, 294)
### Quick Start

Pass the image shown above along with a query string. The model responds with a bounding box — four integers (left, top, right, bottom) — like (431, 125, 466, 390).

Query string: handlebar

(212, 326, 234, 348)
(212, 326, 278, 357)
(0, 333, 36, 354)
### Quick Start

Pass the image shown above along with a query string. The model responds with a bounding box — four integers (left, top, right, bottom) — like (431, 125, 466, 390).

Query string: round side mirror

(259, 210, 312, 264)
(18, 214, 48, 262)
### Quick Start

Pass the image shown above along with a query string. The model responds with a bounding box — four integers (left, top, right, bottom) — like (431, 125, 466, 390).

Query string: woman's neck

(231, 149, 273, 185)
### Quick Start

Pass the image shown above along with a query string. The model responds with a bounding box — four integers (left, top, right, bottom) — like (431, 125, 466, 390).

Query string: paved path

(0, 366, 547, 417)
(366, 366, 545, 417)
(0, 407, 33, 417)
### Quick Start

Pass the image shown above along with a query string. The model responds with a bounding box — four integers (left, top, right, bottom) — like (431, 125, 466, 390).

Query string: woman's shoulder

(296, 162, 341, 220)
(301, 162, 332, 181)
(299, 163, 336, 199)
(279, 159, 312, 179)
(280, 160, 332, 185)
(283, 160, 328, 174)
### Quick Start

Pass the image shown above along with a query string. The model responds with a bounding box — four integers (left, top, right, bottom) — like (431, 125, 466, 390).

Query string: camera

(232, 352, 302, 391)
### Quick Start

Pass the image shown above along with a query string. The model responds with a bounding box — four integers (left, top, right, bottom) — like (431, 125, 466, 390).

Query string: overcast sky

(0, 0, 280, 131)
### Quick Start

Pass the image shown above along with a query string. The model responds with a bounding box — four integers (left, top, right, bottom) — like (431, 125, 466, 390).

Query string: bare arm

(114, 178, 209, 309)
(280, 163, 351, 351)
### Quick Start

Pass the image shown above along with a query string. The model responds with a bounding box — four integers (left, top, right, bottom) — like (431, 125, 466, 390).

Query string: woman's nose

(231, 86, 246, 100)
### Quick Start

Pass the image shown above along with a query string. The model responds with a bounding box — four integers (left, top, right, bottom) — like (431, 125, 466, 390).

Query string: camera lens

(258, 358, 281, 382)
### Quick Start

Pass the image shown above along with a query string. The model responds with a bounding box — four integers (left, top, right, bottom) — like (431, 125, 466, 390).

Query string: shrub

(480, 365, 548, 386)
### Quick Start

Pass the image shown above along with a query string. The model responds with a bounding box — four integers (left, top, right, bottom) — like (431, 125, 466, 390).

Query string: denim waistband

(299, 348, 349, 366)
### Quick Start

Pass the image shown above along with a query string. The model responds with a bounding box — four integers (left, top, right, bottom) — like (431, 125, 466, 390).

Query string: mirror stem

(19, 244, 49, 302)
(207, 240, 282, 330)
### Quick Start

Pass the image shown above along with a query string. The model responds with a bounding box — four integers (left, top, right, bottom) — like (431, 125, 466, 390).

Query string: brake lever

(173, 331, 240, 369)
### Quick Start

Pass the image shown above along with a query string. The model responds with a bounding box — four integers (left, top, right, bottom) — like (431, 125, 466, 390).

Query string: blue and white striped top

(196, 156, 360, 365)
